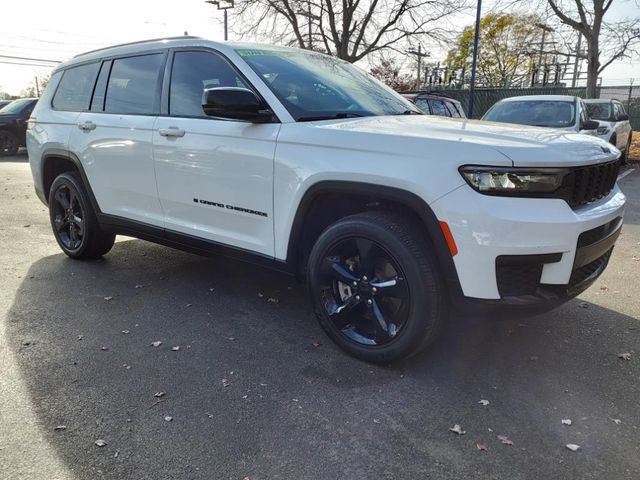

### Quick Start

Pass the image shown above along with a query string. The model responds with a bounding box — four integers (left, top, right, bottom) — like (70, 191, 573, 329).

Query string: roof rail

(73, 36, 203, 58)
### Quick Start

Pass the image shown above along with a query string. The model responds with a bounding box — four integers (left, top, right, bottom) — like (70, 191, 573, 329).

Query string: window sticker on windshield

(236, 49, 292, 58)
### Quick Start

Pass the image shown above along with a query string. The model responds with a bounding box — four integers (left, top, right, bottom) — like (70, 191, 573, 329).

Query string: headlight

(597, 126, 610, 135)
(459, 166, 568, 195)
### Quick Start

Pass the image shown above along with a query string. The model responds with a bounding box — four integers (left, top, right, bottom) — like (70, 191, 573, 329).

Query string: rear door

(69, 52, 166, 226)
(152, 49, 279, 256)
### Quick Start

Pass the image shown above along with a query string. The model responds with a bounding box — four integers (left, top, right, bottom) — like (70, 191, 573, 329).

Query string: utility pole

(205, 0, 234, 41)
(468, 0, 482, 117)
(533, 23, 554, 86)
(407, 45, 430, 89)
(34, 76, 40, 97)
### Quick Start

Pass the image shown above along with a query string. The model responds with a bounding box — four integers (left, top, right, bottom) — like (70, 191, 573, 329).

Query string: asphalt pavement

(1, 152, 639, 480)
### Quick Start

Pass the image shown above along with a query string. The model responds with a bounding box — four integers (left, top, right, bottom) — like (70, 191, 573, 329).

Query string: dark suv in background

(401, 92, 466, 118)
(0, 98, 38, 156)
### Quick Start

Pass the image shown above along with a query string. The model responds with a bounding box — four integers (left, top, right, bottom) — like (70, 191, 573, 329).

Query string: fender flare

(286, 180, 462, 297)
(41, 148, 102, 214)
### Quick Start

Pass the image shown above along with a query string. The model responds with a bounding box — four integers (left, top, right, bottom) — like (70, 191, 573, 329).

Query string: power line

(0, 54, 62, 64)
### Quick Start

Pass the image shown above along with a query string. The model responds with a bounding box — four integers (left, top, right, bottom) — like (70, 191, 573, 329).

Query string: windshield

(237, 48, 420, 121)
(585, 102, 612, 121)
(483, 100, 576, 128)
(0, 99, 35, 114)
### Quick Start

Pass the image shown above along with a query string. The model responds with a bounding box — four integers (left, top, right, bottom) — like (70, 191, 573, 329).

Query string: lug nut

(372, 287, 377, 293)
(355, 295, 361, 300)
(366, 299, 373, 305)
(352, 281, 358, 287)
(362, 276, 368, 281)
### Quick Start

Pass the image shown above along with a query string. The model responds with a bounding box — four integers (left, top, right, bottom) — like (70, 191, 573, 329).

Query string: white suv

(584, 99, 633, 163)
(27, 37, 626, 362)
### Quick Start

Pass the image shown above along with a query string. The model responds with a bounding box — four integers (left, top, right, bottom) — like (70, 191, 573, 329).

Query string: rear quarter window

(52, 62, 101, 111)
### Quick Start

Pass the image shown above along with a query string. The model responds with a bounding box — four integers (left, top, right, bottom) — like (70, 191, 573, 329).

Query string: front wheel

(0, 130, 19, 156)
(48, 172, 115, 259)
(307, 211, 448, 363)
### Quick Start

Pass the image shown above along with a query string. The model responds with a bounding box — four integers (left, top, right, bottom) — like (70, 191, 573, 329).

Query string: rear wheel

(0, 130, 18, 156)
(307, 211, 448, 363)
(48, 172, 115, 259)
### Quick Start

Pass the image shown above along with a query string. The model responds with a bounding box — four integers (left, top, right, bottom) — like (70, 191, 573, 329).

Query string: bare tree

(226, 0, 468, 63)
(545, 0, 640, 97)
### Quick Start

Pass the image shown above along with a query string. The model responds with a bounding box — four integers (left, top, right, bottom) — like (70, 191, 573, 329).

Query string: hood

(314, 115, 620, 167)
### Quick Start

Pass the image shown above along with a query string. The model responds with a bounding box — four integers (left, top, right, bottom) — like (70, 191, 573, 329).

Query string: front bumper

(431, 183, 626, 303)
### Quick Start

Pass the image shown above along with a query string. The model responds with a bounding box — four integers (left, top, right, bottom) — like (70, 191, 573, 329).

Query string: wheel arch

(286, 180, 462, 298)
(41, 148, 101, 214)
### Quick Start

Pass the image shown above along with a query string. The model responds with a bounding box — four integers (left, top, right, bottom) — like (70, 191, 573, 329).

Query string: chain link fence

(422, 85, 640, 130)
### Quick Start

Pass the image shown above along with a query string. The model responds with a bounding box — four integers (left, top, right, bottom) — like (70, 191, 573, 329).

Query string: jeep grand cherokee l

(27, 37, 625, 363)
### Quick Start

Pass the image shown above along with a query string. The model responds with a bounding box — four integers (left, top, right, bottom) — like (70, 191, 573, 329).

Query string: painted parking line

(618, 168, 636, 181)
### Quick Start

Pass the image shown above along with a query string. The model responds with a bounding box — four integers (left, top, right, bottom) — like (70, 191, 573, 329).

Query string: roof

(498, 95, 578, 103)
(583, 98, 615, 103)
(401, 92, 461, 103)
(57, 37, 330, 72)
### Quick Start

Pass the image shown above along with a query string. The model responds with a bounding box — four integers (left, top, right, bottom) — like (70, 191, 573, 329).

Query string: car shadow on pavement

(0, 150, 28, 163)
(6, 239, 640, 480)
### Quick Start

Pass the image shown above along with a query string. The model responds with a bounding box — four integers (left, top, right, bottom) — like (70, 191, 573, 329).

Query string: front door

(153, 49, 279, 256)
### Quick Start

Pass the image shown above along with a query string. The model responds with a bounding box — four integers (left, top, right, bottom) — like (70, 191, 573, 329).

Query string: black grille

(567, 161, 619, 208)
(569, 248, 612, 288)
(577, 217, 623, 248)
(496, 262, 543, 297)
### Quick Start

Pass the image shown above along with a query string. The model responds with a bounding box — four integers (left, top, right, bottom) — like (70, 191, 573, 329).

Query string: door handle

(77, 121, 96, 131)
(159, 127, 185, 138)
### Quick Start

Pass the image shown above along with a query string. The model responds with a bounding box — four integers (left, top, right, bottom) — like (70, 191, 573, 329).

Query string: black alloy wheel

(48, 172, 115, 259)
(51, 183, 85, 251)
(318, 237, 410, 346)
(308, 211, 447, 363)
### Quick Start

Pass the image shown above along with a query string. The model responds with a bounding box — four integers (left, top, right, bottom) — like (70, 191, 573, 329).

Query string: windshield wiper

(297, 112, 365, 122)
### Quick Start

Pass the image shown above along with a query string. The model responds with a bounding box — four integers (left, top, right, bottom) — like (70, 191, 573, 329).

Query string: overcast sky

(1, 0, 638, 95)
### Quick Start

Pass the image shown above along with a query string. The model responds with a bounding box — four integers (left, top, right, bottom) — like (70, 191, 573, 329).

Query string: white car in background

(482, 95, 601, 135)
(584, 99, 633, 163)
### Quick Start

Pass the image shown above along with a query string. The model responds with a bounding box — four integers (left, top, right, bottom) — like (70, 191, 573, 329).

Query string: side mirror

(617, 113, 629, 121)
(202, 87, 274, 123)
(582, 119, 599, 130)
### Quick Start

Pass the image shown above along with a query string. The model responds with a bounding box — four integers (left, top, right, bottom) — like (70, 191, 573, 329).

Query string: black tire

(0, 130, 19, 156)
(48, 172, 115, 259)
(307, 211, 448, 363)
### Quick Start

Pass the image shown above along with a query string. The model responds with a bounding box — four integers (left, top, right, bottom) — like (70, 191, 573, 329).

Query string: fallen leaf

(476, 443, 488, 451)
(186, 303, 192, 307)
(267, 297, 279, 304)
(530, 356, 539, 361)
(154, 392, 166, 398)
(171, 346, 180, 351)
(150, 341, 162, 347)
(562, 419, 572, 425)
(257, 292, 264, 298)
(135, 284, 144, 289)
(227, 336, 236, 342)
(449, 424, 466, 435)
(164, 416, 173, 422)
(121, 330, 130, 334)
(312, 340, 322, 347)
(617, 352, 632, 361)
(206, 412, 214, 419)
(104, 296, 113, 301)
(54, 425, 67, 431)
(100, 346, 109, 351)
(77, 335, 83, 341)
(209, 287, 215, 292)
(577, 302, 589, 308)
(373, 419, 380, 424)
(566, 443, 580, 452)
(600, 285, 608, 291)
(497, 435, 514, 445)
(610, 418, 622, 425)
(95, 439, 107, 447)
(222, 378, 230, 387)
(478, 399, 490, 406)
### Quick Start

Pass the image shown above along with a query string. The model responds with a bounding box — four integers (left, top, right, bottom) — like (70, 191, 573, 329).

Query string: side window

(169, 50, 248, 118)
(616, 102, 626, 115)
(52, 62, 100, 111)
(104, 54, 164, 114)
(90, 61, 112, 112)
(414, 98, 431, 114)
(429, 100, 451, 117)
(580, 101, 588, 124)
(613, 102, 624, 119)
(445, 101, 461, 118)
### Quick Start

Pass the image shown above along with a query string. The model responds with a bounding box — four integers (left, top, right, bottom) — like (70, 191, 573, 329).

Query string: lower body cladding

(431, 183, 626, 305)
